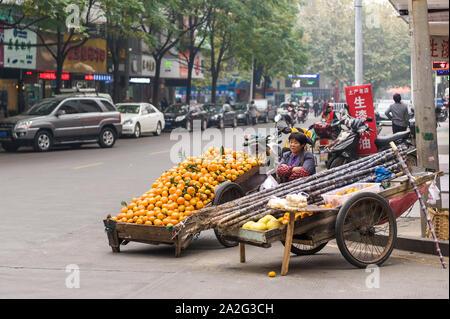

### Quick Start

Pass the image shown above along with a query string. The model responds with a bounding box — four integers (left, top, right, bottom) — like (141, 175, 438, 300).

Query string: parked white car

(117, 103, 165, 138)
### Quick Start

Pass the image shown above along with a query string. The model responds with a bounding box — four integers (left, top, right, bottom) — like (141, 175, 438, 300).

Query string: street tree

(101, 0, 145, 103)
(140, 0, 204, 106)
(22, 0, 100, 93)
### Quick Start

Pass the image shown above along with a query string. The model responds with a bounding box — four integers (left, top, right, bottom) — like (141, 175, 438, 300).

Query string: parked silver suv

(0, 93, 122, 152)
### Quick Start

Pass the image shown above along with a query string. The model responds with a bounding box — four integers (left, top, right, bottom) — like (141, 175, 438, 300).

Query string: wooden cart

(103, 165, 268, 257)
(217, 171, 441, 275)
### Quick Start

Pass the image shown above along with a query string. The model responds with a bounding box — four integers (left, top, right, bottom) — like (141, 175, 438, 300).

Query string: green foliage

(299, 0, 411, 94)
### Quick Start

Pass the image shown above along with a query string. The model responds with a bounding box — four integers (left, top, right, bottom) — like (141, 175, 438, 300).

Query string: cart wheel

(335, 192, 397, 268)
(281, 240, 328, 256)
(213, 182, 245, 248)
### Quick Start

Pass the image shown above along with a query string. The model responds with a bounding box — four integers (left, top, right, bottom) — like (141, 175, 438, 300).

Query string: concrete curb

(389, 235, 449, 256)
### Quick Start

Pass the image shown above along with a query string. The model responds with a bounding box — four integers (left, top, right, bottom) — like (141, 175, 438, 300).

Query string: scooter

(325, 114, 417, 169)
(297, 105, 309, 123)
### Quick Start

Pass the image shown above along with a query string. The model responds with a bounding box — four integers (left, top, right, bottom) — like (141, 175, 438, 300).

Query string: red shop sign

(345, 84, 378, 155)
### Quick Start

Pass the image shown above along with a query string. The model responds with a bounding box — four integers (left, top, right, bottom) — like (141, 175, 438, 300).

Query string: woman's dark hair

(393, 93, 402, 103)
(288, 132, 311, 145)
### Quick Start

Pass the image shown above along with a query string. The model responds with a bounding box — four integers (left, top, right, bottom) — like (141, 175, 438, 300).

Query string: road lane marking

(149, 150, 170, 155)
(72, 162, 104, 170)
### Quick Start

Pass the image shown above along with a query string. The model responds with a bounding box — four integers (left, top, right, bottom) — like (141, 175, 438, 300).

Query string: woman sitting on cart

(276, 132, 316, 182)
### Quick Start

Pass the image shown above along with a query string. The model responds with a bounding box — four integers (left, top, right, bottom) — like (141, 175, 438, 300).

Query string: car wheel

(99, 127, 116, 148)
(34, 130, 53, 152)
(133, 123, 141, 138)
(154, 122, 162, 136)
(1, 142, 19, 152)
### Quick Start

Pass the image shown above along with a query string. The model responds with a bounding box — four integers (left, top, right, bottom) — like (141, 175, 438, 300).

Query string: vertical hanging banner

(345, 84, 378, 155)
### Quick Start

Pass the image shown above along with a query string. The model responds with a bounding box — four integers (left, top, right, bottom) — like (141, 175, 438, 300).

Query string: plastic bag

(427, 180, 441, 205)
(260, 175, 279, 191)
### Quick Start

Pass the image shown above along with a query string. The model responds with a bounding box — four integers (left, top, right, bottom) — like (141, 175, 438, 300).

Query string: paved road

(0, 114, 448, 299)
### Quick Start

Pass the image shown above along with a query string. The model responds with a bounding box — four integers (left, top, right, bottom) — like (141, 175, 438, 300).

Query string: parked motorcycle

(325, 114, 417, 169)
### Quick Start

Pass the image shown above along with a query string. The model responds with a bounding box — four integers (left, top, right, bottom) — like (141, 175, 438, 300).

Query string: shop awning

(388, 0, 449, 35)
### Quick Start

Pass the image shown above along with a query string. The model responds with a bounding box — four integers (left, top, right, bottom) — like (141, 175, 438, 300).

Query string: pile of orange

(278, 211, 314, 224)
(111, 147, 260, 227)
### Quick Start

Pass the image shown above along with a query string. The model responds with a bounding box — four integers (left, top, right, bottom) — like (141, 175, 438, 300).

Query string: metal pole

(355, 0, 363, 85)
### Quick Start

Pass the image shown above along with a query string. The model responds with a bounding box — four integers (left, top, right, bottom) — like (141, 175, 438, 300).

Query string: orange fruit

(196, 201, 204, 210)
(178, 205, 185, 212)
(153, 219, 163, 226)
(121, 217, 128, 223)
(121, 207, 128, 214)
(127, 219, 134, 223)
(190, 198, 197, 206)
(268, 271, 276, 277)
(145, 221, 153, 225)
(157, 213, 166, 220)
(177, 197, 185, 205)
(171, 212, 180, 219)
(184, 194, 192, 201)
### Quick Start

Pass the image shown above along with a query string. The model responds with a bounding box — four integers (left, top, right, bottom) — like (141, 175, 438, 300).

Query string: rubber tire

(34, 130, 53, 152)
(154, 122, 162, 136)
(213, 181, 245, 248)
(1, 142, 19, 152)
(335, 192, 397, 268)
(329, 156, 349, 169)
(98, 127, 116, 148)
(281, 240, 328, 256)
(133, 123, 141, 138)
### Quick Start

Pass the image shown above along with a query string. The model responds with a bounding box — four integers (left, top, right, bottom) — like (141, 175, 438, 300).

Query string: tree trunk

(211, 72, 218, 103)
(186, 57, 195, 105)
(152, 57, 162, 106)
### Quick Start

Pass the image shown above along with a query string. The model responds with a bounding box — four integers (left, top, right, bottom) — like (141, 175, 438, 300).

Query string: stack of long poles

(174, 146, 407, 236)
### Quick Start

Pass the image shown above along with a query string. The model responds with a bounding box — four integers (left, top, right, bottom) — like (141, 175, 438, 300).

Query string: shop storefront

(0, 25, 37, 117)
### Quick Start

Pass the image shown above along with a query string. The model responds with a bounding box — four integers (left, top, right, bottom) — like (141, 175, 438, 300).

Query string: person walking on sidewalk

(385, 93, 410, 134)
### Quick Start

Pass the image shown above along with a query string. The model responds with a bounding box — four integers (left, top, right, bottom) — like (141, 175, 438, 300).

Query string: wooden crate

(104, 164, 265, 257)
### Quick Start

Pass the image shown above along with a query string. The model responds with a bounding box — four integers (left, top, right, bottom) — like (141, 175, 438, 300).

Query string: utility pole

(408, 0, 442, 237)
(355, 0, 363, 85)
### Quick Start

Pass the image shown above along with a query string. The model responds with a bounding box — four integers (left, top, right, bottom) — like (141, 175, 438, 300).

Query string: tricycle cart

(103, 165, 268, 257)
(217, 171, 441, 275)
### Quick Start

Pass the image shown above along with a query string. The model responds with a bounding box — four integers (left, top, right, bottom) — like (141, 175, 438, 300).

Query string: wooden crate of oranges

(104, 147, 262, 257)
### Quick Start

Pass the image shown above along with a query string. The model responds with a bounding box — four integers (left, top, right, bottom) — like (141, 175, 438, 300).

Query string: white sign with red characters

(345, 84, 378, 155)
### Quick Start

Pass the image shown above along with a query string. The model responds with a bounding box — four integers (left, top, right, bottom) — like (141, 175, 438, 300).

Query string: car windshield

(25, 99, 60, 116)
(376, 102, 391, 113)
(117, 105, 140, 114)
(233, 104, 247, 111)
(204, 104, 223, 112)
(166, 104, 188, 113)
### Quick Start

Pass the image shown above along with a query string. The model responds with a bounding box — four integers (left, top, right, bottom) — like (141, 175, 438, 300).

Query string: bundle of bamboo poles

(174, 146, 408, 235)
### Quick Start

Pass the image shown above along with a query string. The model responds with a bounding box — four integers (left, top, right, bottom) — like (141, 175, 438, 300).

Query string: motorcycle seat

(374, 131, 411, 148)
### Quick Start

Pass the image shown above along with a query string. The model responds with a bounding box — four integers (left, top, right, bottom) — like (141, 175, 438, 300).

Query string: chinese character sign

(430, 36, 449, 62)
(345, 84, 378, 155)
(3, 28, 36, 69)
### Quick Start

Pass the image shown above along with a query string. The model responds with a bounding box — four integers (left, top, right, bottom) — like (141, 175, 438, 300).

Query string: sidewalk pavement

(381, 121, 449, 256)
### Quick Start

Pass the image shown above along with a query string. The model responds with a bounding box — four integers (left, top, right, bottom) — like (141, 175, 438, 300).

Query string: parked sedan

(163, 104, 208, 131)
(203, 103, 238, 128)
(117, 103, 164, 138)
(232, 103, 251, 125)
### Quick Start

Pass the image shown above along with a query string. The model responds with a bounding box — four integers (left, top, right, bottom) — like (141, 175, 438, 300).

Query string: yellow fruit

(268, 271, 276, 277)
